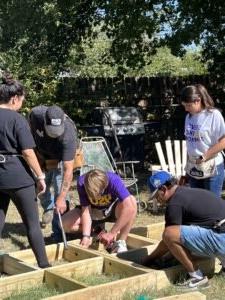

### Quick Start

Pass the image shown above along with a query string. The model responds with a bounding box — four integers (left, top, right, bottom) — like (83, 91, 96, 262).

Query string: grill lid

(94, 107, 143, 125)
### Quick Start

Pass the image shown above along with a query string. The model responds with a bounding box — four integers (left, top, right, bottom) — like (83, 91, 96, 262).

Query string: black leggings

(0, 185, 49, 268)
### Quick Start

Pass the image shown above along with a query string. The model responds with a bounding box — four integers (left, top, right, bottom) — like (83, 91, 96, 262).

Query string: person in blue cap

(144, 170, 225, 291)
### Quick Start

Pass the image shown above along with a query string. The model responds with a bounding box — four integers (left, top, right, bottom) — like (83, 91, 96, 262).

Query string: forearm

(22, 149, 44, 178)
(204, 136, 225, 160)
(147, 240, 169, 261)
(59, 161, 73, 200)
(81, 207, 92, 236)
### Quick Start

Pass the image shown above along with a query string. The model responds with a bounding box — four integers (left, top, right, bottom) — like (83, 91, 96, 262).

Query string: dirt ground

(2, 169, 164, 253)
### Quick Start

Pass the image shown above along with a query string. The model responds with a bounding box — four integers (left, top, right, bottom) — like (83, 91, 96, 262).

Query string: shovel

(57, 209, 68, 249)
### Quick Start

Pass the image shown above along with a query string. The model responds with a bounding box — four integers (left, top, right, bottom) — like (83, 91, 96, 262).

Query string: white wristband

(36, 174, 46, 180)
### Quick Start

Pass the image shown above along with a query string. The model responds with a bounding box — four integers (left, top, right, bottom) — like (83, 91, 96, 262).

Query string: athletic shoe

(41, 209, 53, 226)
(107, 240, 128, 254)
(176, 276, 209, 291)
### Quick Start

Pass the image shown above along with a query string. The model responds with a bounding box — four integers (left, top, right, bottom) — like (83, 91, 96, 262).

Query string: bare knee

(163, 225, 181, 244)
(62, 208, 81, 233)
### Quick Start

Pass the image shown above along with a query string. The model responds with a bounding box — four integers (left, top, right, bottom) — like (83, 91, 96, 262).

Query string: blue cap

(147, 171, 173, 198)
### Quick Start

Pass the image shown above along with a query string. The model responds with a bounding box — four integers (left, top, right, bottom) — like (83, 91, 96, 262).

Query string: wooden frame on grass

(9, 243, 99, 266)
(130, 222, 165, 240)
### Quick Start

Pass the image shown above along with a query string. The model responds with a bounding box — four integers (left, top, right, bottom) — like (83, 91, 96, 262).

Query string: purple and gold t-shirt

(77, 171, 130, 208)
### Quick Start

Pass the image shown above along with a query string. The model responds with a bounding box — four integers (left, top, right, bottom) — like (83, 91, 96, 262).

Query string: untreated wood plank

(9, 243, 65, 264)
(44, 272, 158, 300)
(0, 270, 44, 298)
(116, 245, 159, 265)
(126, 233, 158, 248)
(3, 255, 37, 275)
(131, 222, 165, 240)
(103, 256, 146, 277)
(45, 271, 86, 292)
(69, 233, 157, 251)
(64, 244, 99, 261)
(45, 257, 104, 277)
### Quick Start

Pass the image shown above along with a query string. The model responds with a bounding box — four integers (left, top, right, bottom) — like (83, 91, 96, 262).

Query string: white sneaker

(176, 276, 209, 291)
(110, 240, 128, 253)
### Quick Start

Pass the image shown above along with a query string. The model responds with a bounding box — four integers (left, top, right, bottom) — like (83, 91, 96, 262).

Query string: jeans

(180, 225, 225, 259)
(188, 163, 224, 198)
(39, 166, 70, 241)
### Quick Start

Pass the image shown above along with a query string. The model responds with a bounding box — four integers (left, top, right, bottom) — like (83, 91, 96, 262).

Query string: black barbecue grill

(84, 107, 145, 163)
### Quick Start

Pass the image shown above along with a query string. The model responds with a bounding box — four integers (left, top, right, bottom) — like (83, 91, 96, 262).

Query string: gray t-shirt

(185, 109, 225, 165)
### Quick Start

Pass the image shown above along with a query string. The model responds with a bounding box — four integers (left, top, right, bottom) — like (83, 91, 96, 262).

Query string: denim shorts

(180, 225, 225, 258)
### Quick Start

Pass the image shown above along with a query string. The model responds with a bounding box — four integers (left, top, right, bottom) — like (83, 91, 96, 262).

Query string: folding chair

(149, 140, 187, 211)
(79, 136, 141, 210)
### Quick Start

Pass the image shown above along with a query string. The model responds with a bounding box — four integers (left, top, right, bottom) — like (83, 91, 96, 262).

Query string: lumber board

(69, 233, 157, 251)
(64, 244, 99, 261)
(126, 233, 158, 248)
(3, 255, 37, 275)
(116, 245, 158, 265)
(10, 244, 99, 266)
(45, 271, 86, 292)
(130, 222, 165, 240)
(44, 272, 158, 300)
(103, 256, 146, 277)
(9, 243, 65, 264)
(45, 257, 104, 277)
(0, 270, 44, 298)
(157, 291, 206, 300)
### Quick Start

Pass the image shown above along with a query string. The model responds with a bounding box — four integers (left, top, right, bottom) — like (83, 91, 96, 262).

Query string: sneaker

(107, 240, 128, 254)
(176, 276, 209, 291)
(42, 209, 53, 226)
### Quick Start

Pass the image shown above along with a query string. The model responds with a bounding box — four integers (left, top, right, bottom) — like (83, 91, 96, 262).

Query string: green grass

(122, 286, 179, 300)
(4, 284, 61, 300)
(123, 274, 225, 300)
(71, 272, 124, 286)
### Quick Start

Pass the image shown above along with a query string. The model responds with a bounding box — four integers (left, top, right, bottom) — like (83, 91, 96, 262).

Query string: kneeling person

(144, 171, 225, 290)
(62, 169, 137, 253)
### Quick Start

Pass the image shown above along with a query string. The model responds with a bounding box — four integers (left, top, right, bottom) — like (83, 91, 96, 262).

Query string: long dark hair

(0, 73, 25, 104)
(181, 84, 214, 110)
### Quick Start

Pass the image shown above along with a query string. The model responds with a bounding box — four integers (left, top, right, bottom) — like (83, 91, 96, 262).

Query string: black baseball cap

(44, 105, 65, 138)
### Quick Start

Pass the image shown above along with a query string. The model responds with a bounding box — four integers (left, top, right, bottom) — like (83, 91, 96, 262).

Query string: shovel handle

(57, 209, 68, 249)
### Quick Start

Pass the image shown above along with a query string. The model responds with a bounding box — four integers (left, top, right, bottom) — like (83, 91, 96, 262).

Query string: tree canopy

(0, 0, 222, 110)
(161, 0, 225, 78)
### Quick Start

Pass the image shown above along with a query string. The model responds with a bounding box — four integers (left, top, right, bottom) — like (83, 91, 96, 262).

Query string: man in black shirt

(29, 105, 77, 241)
(144, 171, 225, 290)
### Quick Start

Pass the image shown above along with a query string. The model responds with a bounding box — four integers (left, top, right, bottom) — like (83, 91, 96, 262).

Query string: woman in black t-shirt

(0, 73, 50, 268)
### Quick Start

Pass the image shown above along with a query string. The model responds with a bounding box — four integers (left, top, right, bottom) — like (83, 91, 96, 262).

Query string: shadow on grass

(2, 222, 26, 238)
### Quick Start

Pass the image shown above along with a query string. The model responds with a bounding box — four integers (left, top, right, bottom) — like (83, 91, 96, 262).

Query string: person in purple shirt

(62, 169, 137, 253)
